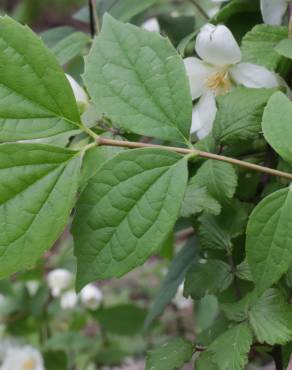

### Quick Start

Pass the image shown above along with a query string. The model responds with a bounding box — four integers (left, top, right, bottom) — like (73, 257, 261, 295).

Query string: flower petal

(195, 23, 241, 67)
(191, 91, 217, 139)
(141, 18, 160, 32)
(183, 57, 214, 100)
(260, 0, 287, 25)
(230, 63, 279, 88)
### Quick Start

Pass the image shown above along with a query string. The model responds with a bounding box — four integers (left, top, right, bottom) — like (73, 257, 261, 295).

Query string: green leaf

(236, 260, 253, 282)
(0, 143, 80, 278)
(184, 260, 233, 300)
(198, 200, 250, 252)
(83, 14, 192, 143)
(197, 323, 253, 370)
(189, 160, 237, 203)
(144, 236, 199, 328)
(72, 148, 188, 289)
(51, 31, 90, 66)
(262, 92, 292, 163)
(80, 140, 124, 190)
(96, 304, 147, 335)
(196, 351, 218, 370)
(198, 214, 232, 251)
(41, 26, 75, 48)
(241, 24, 288, 69)
(213, 87, 277, 144)
(0, 16, 81, 141)
(145, 338, 193, 370)
(246, 186, 292, 294)
(180, 185, 221, 218)
(74, 0, 157, 24)
(275, 38, 292, 59)
(249, 289, 292, 345)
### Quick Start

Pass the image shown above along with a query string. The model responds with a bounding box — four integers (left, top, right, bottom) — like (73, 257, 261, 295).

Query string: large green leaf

(262, 92, 292, 163)
(0, 144, 80, 278)
(196, 323, 253, 370)
(275, 38, 292, 59)
(246, 187, 292, 294)
(0, 16, 81, 141)
(213, 87, 276, 144)
(83, 14, 192, 143)
(144, 237, 198, 328)
(241, 24, 288, 69)
(184, 259, 233, 300)
(189, 160, 237, 203)
(249, 289, 292, 345)
(145, 338, 193, 370)
(72, 148, 188, 289)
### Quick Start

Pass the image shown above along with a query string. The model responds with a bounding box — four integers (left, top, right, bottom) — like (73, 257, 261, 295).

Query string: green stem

(188, 0, 209, 20)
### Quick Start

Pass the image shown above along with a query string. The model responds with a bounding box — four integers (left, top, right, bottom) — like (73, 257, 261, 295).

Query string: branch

(88, 0, 100, 37)
(95, 136, 292, 181)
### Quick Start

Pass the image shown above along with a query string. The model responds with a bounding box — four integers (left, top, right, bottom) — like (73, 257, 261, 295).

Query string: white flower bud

(80, 284, 103, 310)
(47, 269, 74, 297)
(25, 280, 39, 296)
(172, 283, 193, 310)
(141, 18, 160, 32)
(66, 74, 89, 112)
(60, 290, 78, 310)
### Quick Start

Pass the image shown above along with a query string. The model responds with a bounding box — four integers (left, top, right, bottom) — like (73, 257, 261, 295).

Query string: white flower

(80, 284, 103, 310)
(173, 283, 193, 310)
(260, 0, 289, 25)
(60, 290, 78, 310)
(47, 268, 74, 298)
(141, 18, 160, 32)
(66, 74, 89, 111)
(0, 294, 6, 306)
(25, 281, 39, 296)
(184, 23, 280, 139)
(1, 345, 44, 370)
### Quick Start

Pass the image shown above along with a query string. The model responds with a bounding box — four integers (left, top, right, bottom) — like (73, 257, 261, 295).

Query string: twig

(188, 0, 209, 20)
(94, 136, 292, 181)
(88, 0, 100, 37)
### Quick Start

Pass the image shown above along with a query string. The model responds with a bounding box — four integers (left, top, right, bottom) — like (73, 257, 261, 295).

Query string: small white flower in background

(80, 284, 103, 310)
(60, 290, 78, 310)
(172, 282, 193, 310)
(260, 0, 289, 25)
(184, 23, 281, 139)
(0, 294, 6, 306)
(141, 18, 160, 32)
(25, 281, 39, 296)
(47, 268, 73, 298)
(1, 345, 44, 370)
(66, 74, 89, 112)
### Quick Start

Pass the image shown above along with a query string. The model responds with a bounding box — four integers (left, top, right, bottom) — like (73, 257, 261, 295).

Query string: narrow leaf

(145, 237, 198, 328)
(72, 148, 188, 289)
(83, 14, 192, 143)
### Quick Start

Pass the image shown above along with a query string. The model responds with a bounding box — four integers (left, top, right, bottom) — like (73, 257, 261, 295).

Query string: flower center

(206, 70, 231, 95)
(22, 358, 37, 370)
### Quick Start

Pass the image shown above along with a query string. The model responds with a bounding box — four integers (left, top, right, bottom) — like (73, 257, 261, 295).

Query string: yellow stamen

(23, 358, 37, 370)
(206, 70, 231, 95)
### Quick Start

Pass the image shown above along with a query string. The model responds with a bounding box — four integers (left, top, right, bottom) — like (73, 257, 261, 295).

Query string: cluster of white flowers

(0, 344, 44, 370)
(184, 23, 283, 139)
(47, 268, 103, 311)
